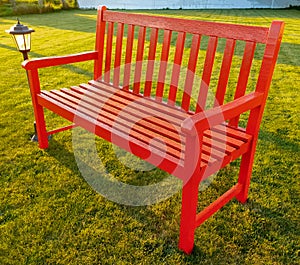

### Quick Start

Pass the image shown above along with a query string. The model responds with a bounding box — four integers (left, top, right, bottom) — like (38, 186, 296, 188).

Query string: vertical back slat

(196, 36, 218, 113)
(123, 24, 135, 90)
(94, 6, 107, 81)
(181, 34, 201, 112)
(214, 38, 236, 107)
(104, 22, 114, 83)
(234, 41, 256, 98)
(144, 28, 159, 97)
(229, 41, 256, 127)
(247, 21, 284, 134)
(156, 29, 172, 101)
(113, 23, 124, 87)
(255, 21, 284, 94)
(168, 32, 186, 105)
(133, 26, 146, 94)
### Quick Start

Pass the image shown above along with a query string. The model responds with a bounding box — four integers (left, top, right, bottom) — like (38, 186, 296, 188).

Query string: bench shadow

(45, 138, 81, 175)
(45, 137, 184, 251)
(183, 198, 298, 261)
(258, 129, 299, 152)
(44, 130, 297, 258)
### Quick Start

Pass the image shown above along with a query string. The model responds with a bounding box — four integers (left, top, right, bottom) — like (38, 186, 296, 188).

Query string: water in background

(77, 0, 299, 9)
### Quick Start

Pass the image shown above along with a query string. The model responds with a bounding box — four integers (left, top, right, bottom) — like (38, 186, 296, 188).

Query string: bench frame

(22, 7, 284, 254)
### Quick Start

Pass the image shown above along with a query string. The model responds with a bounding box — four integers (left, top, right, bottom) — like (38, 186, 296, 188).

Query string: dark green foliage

(0, 0, 78, 16)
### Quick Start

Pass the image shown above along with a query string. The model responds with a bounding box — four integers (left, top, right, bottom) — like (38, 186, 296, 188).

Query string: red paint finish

(123, 24, 135, 91)
(168, 31, 186, 105)
(144, 28, 159, 97)
(22, 6, 284, 254)
(156, 29, 172, 101)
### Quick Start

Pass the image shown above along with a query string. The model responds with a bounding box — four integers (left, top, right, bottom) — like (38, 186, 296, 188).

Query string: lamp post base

(31, 122, 51, 142)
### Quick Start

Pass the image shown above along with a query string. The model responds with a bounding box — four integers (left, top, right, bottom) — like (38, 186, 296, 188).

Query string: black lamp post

(6, 19, 40, 142)
(6, 19, 34, 60)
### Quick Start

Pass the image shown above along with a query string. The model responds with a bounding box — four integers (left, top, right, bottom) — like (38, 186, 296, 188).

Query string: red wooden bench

(22, 6, 284, 254)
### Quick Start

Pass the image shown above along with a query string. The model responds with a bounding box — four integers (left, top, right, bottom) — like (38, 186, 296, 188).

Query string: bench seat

(38, 80, 252, 180)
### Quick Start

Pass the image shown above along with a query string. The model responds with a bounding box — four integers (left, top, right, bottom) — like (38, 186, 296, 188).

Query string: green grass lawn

(0, 8, 299, 264)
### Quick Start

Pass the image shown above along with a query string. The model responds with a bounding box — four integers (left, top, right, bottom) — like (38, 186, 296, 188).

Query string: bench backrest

(93, 6, 284, 129)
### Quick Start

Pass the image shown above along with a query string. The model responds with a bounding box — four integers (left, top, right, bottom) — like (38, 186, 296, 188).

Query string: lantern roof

(6, 19, 34, 35)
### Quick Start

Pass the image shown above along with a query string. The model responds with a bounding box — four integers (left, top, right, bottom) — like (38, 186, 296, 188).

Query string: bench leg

(178, 175, 200, 254)
(32, 104, 48, 149)
(236, 145, 256, 204)
(26, 69, 49, 149)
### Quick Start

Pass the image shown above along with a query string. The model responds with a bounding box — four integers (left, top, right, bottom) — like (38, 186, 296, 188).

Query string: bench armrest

(181, 92, 264, 135)
(22, 51, 98, 70)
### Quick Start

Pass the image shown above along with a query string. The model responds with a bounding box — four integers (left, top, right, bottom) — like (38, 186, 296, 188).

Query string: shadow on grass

(45, 138, 81, 174)
(258, 129, 299, 152)
(43, 132, 298, 261)
(5, 10, 98, 34)
(246, 199, 298, 235)
(0, 43, 18, 52)
(45, 138, 185, 253)
(0, 43, 94, 78)
(242, 199, 299, 261)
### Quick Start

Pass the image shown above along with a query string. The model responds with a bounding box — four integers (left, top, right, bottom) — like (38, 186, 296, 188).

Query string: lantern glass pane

(13, 33, 31, 51)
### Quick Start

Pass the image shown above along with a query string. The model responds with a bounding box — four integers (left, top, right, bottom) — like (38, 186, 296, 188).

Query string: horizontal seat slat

(71, 84, 185, 135)
(68, 92, 183, 146)
(60, 87, 249, 166)
(41, 90, 185, 160)
(202, 135, 235, 154)
(60, 87, 186, 147)
(64, 87, 178, 133)
(45, 91, 219, 165)
(38, 92, 184, 168)
(38, 80, 252, 170)
(204, 128, 246, 148)
(213, 124, 252, 142)
(201, 144, 228, 161)
(89, 80, 188, 122)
